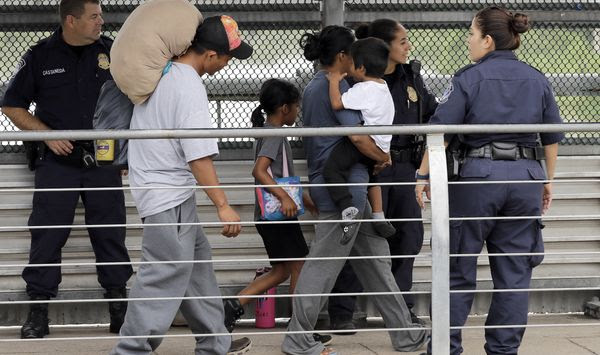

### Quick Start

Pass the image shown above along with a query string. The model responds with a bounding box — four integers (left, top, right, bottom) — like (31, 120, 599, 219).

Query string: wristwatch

(415, 170, 430, 180)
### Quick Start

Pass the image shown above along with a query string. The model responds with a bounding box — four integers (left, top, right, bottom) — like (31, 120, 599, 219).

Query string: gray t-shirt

(253, 123, 294, 220)
(302, 70, 368, 212)
(128, 63, 219, 218)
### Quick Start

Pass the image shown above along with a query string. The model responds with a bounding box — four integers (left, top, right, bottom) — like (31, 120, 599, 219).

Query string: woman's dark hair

(355, 18, 400, 44)
(299, 25, 355, 66)
(475, 6, 531, 51)
(251, 79, 301, 128)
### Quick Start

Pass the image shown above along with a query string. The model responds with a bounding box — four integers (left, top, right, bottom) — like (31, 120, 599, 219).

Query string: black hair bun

(300, 32, 320, 61)
(511, 13, 530, 34)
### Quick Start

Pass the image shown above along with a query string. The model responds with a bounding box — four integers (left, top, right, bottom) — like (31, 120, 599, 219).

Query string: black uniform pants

(23, 154, 133, 298)
(328, 160, 424, 320)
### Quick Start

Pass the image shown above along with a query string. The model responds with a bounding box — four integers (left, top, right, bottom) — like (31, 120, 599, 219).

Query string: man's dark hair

(350, 37, 389, 78)
(188, 23, 223, 56)
(59, 0, 99, 24)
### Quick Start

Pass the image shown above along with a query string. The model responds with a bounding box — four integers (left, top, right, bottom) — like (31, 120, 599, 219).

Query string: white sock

(372, 211, 385, 220)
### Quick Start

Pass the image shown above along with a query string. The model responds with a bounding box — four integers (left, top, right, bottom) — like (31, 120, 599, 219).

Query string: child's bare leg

(368, 185, 384, 213)
(287, 260, 305, 294)
(224, 264, 290, 332)
(238, 264, 290, 306)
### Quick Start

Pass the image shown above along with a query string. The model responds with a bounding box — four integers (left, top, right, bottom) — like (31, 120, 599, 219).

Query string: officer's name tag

(42, 68, 66, 76)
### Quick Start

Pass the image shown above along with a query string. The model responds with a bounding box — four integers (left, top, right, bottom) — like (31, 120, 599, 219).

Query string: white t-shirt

(341, 80, 394, 152)
(128, 62, 219, 218)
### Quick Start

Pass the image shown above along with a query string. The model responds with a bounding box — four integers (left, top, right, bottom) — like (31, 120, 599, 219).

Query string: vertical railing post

(321, 0, 345, 27)
(216, 100, 222, 129)
(427, 133, 450, 354)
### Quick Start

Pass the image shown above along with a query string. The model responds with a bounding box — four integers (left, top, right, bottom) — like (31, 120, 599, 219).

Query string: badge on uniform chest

(98, 53, 110, 70)
(407, 86, 418, 102)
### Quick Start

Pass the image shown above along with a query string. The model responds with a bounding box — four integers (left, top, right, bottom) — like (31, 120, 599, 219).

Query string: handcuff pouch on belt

(468, 142, 546, 161)
(446, 135, 465, 181)
(43, 141, 96, 169)
(491, 142, 520, 160)
(24, 141, 44, 171)
(411, 136, 426, 166)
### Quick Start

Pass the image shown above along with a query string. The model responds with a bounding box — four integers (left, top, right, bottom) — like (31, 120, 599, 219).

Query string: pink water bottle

(255, 267, 276, 328)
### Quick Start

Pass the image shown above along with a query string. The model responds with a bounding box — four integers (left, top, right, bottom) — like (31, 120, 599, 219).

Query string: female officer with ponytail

(415, 6, 563, 355)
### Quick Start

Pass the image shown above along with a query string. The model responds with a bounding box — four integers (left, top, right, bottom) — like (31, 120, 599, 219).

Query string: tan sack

(110, 0, 203, 104)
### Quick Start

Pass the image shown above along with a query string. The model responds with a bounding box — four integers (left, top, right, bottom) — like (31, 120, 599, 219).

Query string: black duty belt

(466, 143, 544, 161)
(390, 147, 413, 163)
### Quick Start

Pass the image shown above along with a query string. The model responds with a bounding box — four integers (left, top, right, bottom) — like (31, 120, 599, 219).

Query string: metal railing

(1, 0, 599, 153)
(0, 123, 597, 353)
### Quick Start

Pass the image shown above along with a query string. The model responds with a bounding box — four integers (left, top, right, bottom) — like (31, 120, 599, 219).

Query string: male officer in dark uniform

(1, 0, 132, 338)
(327, 60, 437, 331)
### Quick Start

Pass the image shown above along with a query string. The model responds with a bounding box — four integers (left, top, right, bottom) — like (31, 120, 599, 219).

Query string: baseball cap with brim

(195, 15, 253, 60)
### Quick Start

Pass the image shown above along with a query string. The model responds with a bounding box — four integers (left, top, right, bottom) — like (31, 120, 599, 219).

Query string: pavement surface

(1, 314, 599, 354)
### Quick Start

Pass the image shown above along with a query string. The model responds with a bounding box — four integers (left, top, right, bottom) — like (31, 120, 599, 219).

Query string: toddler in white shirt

(324, 37, 396, 242)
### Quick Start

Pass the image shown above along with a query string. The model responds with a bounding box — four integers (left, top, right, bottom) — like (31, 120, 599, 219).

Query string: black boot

(21, 297, 50, 339)
(223, 299, 244, 333)
(105, 287, 127, 334)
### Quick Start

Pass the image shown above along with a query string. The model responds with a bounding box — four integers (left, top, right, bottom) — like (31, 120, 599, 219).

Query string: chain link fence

(0, 0, 598, 155)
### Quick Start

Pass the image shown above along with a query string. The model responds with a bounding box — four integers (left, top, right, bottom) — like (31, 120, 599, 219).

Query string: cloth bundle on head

(110, 0, 203, 104)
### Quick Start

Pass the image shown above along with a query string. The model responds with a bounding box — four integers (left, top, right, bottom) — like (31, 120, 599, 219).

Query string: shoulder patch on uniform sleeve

(9, 52, 29, 80)
(11, 58, 26, 76)
(437, 81, 454, 104)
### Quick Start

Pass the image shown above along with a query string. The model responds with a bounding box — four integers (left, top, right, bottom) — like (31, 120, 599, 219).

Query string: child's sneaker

(371, 211, 396, 238)
(340, 206, 359, 245)
(373, 220, 396, 238)
(341, 206, 359, 221)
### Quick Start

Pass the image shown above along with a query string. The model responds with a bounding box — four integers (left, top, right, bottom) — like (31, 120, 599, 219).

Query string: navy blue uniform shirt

(384, 63, 437, 148)
(430, 50, 564, 147)
(2, 27, 113, 130)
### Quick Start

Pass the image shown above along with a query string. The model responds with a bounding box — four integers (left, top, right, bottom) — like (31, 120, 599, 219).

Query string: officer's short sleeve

(1, 50, 35, 109)
(539, 82, 565, 145)
(429, 76, 467, 127)
(334, 79, 363, 126)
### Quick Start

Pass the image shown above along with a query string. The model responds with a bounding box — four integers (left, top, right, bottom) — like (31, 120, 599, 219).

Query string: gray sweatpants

(282, 203, 427, 354)
(111, 196, 231, 355)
